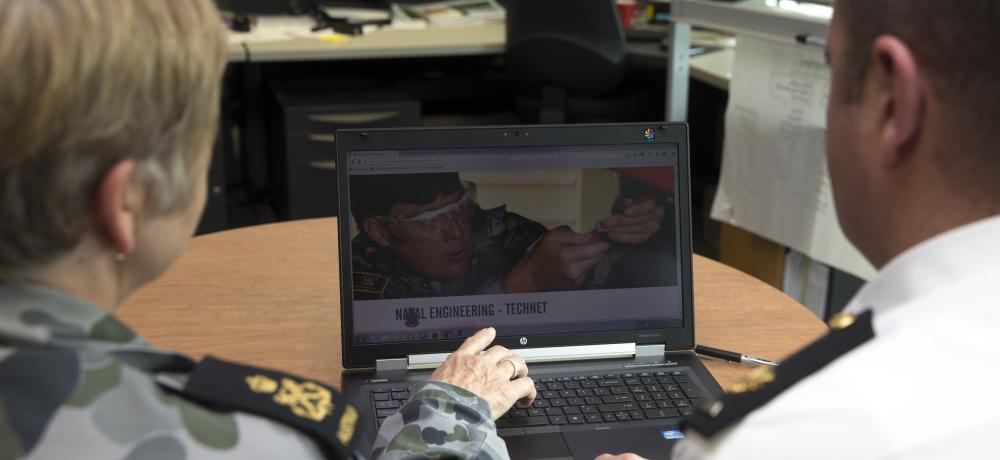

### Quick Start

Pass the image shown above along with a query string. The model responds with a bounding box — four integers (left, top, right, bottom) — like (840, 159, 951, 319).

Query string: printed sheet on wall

(710, 36, 877, 280)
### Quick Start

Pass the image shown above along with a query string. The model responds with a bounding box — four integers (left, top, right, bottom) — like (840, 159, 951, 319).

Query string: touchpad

(505, 433, 573, 459)
(563, 427, 681, 460)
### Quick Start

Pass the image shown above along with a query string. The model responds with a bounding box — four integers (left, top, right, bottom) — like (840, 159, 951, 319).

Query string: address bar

(353, 149, 639, 164)
(348, 145, 676, 174)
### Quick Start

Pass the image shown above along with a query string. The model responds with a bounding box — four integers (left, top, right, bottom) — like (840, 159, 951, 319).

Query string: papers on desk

(227, 15, 350, 45)
(319, 3, 391, 23)
(710, 36, 877, 280)
(227, 1, 504, 44)
(386, 4, 429, 30)
(396, 0, 505, 26)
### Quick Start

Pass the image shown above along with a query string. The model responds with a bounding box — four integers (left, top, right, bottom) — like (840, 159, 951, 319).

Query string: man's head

(351, 173, 474, 280)
(827, 0, 1000, 267)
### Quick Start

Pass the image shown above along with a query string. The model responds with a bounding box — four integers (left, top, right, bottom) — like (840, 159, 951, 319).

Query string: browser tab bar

(348, 144, 678, 175)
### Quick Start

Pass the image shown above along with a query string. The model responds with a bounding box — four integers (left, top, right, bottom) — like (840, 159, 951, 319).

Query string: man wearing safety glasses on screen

(349, 172, 665, 300)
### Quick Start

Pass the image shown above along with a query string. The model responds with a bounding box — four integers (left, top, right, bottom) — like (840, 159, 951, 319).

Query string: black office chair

(505, 0, 652, 123)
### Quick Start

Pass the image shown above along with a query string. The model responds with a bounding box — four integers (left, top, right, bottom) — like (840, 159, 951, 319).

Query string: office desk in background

(226, 22, 734, 86)
(207, 22, 735, 232)
(230, 22, 504, 62)
(118, 218, 825, 390)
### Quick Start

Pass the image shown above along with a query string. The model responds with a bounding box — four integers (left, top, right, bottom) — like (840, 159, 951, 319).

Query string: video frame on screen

(349, 167, 678, 301)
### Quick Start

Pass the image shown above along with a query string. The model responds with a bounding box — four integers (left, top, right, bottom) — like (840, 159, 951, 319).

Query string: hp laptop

(337, 123, 723, 460)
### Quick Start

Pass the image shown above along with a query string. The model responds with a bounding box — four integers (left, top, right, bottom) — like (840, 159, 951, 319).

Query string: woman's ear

(92, 159, 140, 255)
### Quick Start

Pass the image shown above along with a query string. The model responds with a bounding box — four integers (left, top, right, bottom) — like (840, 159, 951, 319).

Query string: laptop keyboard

(369, 370, 702, 429)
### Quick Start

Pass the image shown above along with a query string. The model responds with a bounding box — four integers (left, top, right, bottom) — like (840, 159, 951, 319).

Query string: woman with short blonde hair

(0, 1, 531, 458)
(0, 0, 225, 274)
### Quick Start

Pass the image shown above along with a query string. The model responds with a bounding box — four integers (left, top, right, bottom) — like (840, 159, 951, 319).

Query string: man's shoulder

(351, 236, 392, 269)
(676, 347, 891, 460)
(685, 324, 995, 460)
(351, 237, 401, 299)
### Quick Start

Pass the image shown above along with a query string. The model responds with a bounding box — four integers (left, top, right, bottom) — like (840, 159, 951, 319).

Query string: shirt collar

(0, 281, 147, 351)
(845, 214, 1000, 317)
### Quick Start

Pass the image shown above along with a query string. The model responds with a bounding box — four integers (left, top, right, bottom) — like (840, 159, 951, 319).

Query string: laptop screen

(344, 141, 684, 346)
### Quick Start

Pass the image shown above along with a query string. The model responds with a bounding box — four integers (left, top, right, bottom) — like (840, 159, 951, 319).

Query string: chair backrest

(505, 0, 627, 96)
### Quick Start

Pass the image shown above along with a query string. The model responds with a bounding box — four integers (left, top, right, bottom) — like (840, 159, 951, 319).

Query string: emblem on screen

(643, 128, 656, 142)
(519, 337, 528, 345)
(402, 308, 421, 328)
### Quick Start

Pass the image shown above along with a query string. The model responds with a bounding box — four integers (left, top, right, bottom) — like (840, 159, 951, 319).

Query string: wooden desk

(118, 218, 824, 390)
(227, 22, 734, 89)
(232, 23, 506, 63)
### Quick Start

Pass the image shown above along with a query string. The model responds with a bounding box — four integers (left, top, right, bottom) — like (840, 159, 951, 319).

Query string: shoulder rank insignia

(245, 374, 335, 423)
(353, 272, 390, 297)
(683, 310, 875, 439)
(726, 365, 775, 395)
(177, 356, 363, 459)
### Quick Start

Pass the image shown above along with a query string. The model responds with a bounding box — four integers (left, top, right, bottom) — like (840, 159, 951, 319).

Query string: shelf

(674, 0, 831, 45)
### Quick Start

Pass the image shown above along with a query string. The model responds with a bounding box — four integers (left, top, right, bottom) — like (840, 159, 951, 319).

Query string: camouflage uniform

(353, 206, 548, 300)
(0, 281, 508, 460)
(372, 382, 508, 460)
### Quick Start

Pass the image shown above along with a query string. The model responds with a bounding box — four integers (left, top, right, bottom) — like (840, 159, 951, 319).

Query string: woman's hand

(430, 327, 537, 420)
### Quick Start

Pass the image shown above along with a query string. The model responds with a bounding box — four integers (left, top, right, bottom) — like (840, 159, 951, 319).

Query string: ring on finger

(499, 357, 518, 380)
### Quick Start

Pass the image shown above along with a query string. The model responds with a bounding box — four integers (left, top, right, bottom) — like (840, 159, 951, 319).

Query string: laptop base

(343, 351, 723, 460)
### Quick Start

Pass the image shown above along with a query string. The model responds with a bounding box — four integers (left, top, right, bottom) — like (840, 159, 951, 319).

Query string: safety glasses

(375, 181, 477, 243)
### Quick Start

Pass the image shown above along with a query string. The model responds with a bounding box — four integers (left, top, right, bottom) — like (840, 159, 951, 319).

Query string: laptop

(336, 123, 723, 460)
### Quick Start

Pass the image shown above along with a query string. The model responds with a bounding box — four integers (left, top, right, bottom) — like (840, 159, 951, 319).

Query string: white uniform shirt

(675, 215, 1000, 459)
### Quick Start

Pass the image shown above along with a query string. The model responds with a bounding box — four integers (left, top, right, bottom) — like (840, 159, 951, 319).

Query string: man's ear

(870, 35, 925, 167)
(92, 159, 140, 254)
(362, 217, 392, 247)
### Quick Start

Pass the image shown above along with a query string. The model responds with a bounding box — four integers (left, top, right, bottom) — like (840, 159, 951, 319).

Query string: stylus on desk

(694, 344, 778, 367)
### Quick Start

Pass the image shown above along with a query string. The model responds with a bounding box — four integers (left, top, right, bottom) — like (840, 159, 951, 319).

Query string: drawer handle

(308, 161, 337, 171)
(308, 111, 402, 124)
(308, 134, 337, 143)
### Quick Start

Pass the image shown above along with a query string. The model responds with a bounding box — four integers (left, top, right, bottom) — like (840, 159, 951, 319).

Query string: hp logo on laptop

(519, 337, 528, 346)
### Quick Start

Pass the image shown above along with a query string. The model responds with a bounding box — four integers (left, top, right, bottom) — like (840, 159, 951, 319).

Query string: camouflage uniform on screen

(353, 206, 548, 300)
(0, 281, 509, 460)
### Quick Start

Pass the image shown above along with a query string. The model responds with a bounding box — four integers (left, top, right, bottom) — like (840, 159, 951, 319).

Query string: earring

(115, 253, 126, 262)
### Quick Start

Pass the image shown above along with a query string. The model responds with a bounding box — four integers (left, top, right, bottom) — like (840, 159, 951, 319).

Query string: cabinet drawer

(283, 101, 420, 135)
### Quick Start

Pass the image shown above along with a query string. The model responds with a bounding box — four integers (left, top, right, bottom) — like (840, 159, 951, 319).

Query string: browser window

(345, 144, 683, 344)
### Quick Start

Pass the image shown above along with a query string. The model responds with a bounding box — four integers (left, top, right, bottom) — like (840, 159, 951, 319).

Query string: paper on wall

(710, 36, 877, 280)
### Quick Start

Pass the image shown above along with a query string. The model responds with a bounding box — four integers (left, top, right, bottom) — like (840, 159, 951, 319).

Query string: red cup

(616, 0, 638, 30)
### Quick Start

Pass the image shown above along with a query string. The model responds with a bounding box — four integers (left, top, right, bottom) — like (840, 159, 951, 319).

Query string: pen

(694, 344, 778, 367)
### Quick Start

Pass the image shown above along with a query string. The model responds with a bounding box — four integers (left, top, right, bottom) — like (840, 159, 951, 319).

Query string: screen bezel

(336, 123, 695, 369)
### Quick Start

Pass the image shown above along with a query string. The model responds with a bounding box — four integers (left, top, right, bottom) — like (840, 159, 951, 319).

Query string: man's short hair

(836, 0, 1000, 149)
(350, 173, 464, 224)
(0, 0, 227, 271)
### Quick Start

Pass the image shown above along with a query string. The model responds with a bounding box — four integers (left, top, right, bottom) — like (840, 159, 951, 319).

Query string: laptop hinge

(406, 343, 637, 370)
(375, 358, 408, 372)
(635, 344, 666, 359)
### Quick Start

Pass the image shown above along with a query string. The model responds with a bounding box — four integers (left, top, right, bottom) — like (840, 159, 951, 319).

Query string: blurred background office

(202, 0, 860, 320)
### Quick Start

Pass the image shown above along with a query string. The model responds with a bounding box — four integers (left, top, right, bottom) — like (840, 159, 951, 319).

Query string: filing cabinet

(268, 87, 421, 220)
